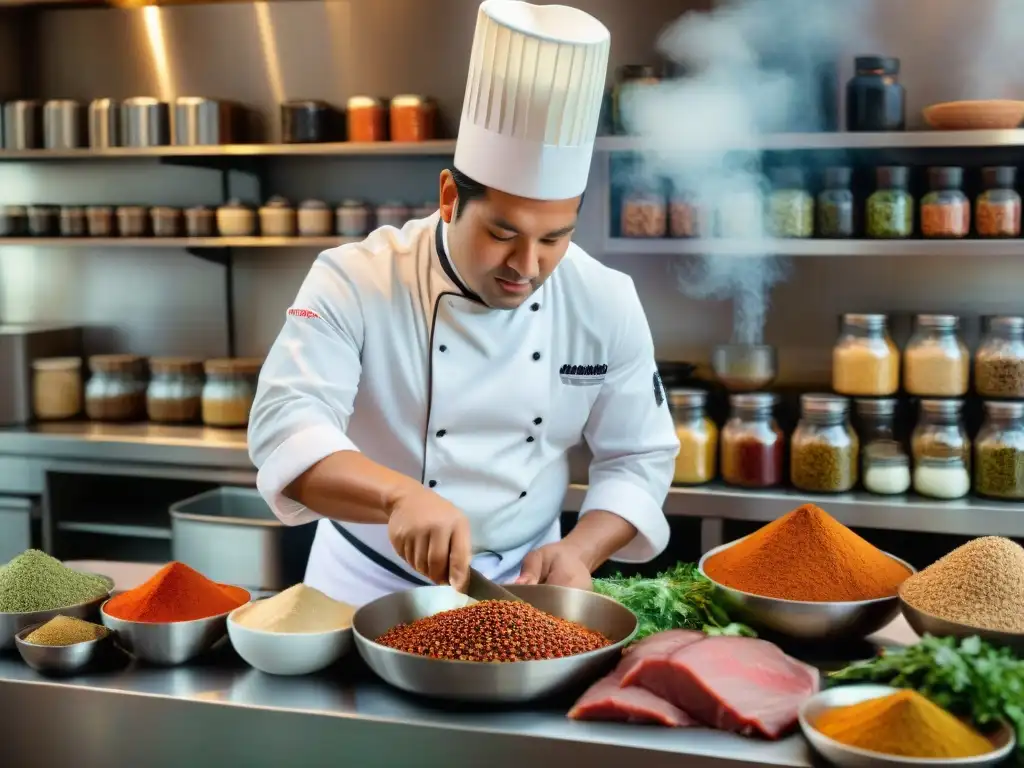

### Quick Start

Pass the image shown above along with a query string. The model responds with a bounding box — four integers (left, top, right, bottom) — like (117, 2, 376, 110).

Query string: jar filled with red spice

(390, 95, 436, 143)
(720, 393, 785, 488)
(976, 166, 1021, 238)
(921, 166, 969, 238)
(347, 96, 387, 142)
(668, 190, 707, 238)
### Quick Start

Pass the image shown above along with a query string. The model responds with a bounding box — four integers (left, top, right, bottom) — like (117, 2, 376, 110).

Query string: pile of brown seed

(900, 536, 1024, 632)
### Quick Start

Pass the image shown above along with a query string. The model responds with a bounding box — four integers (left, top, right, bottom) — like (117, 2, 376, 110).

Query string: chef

(248, 0, 679, 607)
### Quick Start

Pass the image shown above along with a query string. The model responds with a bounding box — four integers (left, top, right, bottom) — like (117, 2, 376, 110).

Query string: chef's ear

(439, 169, 458, 224)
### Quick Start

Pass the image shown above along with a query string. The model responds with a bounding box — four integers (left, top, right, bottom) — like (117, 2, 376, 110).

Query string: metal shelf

(0, 236, 357, 248)
(602, 238, 1024, 257)
(0, 140, 457, 161)
(57, 521, 172, 540)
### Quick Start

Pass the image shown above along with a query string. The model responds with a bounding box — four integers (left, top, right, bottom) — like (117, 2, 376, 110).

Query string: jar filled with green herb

(817, 166, 854, 238)
(975, 400, 1024, 499)
(791, 393, 859, 493)
(767, 167, 813, 238)
(867, 166, 913, 238)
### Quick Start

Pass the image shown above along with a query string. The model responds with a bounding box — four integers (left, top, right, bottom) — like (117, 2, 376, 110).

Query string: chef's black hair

(450, 167, 584, 219)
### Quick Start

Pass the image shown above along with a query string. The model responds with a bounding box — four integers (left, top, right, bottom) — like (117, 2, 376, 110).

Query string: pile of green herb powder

(0, 550, 109, 613)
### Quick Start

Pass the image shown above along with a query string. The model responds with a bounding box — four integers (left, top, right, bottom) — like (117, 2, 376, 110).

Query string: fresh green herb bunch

(593, 562, 755, 640)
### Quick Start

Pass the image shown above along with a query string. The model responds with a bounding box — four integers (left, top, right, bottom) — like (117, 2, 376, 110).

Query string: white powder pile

(233, 583, 356, 634)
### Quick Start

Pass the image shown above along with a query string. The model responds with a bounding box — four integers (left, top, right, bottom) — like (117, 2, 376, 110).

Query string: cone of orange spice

(703, 504, 911, 602)
(104, 562, 249, 623)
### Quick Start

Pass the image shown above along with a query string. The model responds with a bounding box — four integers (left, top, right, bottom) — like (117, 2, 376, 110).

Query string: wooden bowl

(923, 100, 1024, 130)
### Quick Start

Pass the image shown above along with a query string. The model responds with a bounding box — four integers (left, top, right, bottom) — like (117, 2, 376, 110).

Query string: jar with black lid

(976, 167, 1021, 238)
(846, 56, 905, 132)
(817, 166, 854, 238)
(867, 166, 913, 239)
(921, 167, 969, 239)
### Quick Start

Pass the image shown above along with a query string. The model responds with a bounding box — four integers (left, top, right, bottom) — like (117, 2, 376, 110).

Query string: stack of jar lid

(31, 355, 263, 429)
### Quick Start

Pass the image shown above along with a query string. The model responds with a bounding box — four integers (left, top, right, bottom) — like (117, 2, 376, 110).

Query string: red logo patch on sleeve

(287, 308, 321, 320)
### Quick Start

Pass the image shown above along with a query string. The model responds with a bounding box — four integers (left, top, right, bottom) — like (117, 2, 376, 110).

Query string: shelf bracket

(185, 246, 229, 265)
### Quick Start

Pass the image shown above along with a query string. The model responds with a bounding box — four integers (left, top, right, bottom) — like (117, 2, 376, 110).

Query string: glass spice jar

(85, 354, 147, 421)
(817, 166, 854, 238)
(668, 388, 717, 485)
(974, 400, 1024, 500)
(621, 182, 667, 238)
(767, 167, 813, 238)
(846, 56, 905, 132)
(832, 313, 900, 397)
(854, 397, 908, 486)
(912, 399, 970, 468)
(86, 206, 114, 237)
(903, 314, 969, 397)
(147, 357, 204, 424)
(389, 95, 436, 143)
(720, 393, 784, 489)
(863, 441, 911, 496)
(668, 190, 706, 238)
(975, 316, 1024, 398)
(921, 167, 969, 238)
(867, 166, 913, 238)
(790, 393, 858, 493)
(914, 455, 970, 500)
(32, 357, 82, 421)
(347, 96, 387, 142)
(976, 167, 1021, 238)
(202, 358, 262, 427)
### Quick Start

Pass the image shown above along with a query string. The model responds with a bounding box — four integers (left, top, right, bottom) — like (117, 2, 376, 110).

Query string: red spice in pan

(375, 600, 610, 662)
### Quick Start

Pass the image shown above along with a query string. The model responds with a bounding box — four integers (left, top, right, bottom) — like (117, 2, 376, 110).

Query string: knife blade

(465, 567, 524, 603)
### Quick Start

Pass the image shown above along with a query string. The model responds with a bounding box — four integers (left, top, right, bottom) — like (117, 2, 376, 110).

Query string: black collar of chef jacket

(435, 221, 484, 305)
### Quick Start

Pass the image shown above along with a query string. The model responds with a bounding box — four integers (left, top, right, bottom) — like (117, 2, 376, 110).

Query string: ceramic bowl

(923, 100, 1024, 130)
(227, 607, 353, 676)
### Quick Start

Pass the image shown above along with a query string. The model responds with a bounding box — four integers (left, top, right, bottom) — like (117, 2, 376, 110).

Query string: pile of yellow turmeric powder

(815, 689, 994, 759)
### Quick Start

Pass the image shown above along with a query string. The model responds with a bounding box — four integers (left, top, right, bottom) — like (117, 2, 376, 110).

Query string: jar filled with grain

(862, 441, 911, 496)
(866, 166, 913, 238)
(976, 316, 1024, 398)
(85, 354, 146, 421)
(720, 393, 784, 489)
(202, 358, 261, 428)
(621, 182, 666, 238)
(32, 357, 82, 421)
(921, 167, 969, 239)
(791, 393, 858, 493)
(767, 167, 813, 238)
(832, 313, 900, 396)
(976, 166, 1021, 238)
(147, 357, 204, 424)
(912, 398, 970, 469)
(903, 314, 969, 397)
(974, 400, 1024, 499)
(668, 189, 707, 239)
(817, 166, 855, 238)
(914, 455, 970, 500)
(668, 388, 717, 485)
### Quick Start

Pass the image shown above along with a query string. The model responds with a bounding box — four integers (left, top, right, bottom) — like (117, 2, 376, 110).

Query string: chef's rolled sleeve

(248, 248, 366, 525)
(579, 280, 678, 562)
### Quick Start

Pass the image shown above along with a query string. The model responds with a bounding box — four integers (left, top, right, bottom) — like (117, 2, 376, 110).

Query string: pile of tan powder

(232, 584, 356, 634)
(900, 536, 1024, 633)
(24, 615, 109, 646)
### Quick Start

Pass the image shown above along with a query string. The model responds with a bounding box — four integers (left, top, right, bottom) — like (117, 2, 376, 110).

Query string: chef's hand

(387, 485, 472, 592)
(514, 542, 593, 591)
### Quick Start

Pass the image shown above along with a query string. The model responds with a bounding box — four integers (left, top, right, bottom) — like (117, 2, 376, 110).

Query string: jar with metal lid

(259, 196, 296, 237)
(921, 167, 969, 238)
(32, 357, 82, 421)
(911, 399, 970, 468)
(767, 167, 813, 238)
(621, 181, 666, 238)
(668, 388, 717, 485)
(716, 182, 764, 239)
(854, 397, 907, 479)
(976, 166, 1021, 238)
(28, 205, 59, 236)
(867, 166, 913, 238)
(216, 200, 256, 237)
(59, 206, 86, 237)
(297, 199, 333, 236)
(390, 95, 436, 142)
(914, 455, 970, 500)
(0, 205, 27, 236)
(147, 357, 204, 424)
(184, 205, 215, 237)
(85, 206, 114, 237)
(832, 313, 899, 396)
(903, 314, 969, 397)
(720, 393, 784, 488)
(863, 441, 910, 496)
(846, 56, 905, 132)
(150, 206, 182, 238)
(347, 96, 386, 142)
(791, 393, 858, 493)
(376, 202, 410, 230)
(85, 354, 146, 421)
(975, 316, 1024, 398)
(116, 205, 148, 237)
(202, 358, 262, 427)
(612, 64, 660, 135)
(817, 166, 854, 238)
(336, 200, 371, 237)
(974, 400, 1024, 499)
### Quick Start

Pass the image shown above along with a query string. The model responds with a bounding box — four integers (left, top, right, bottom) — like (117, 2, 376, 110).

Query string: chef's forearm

(284, 451, 420, 524)
(563, 511, 638, 572)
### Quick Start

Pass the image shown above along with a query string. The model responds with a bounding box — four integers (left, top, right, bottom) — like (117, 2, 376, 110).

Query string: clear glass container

(854, 397, 907, 480)
(817, 166, 854, 238)
(85, 354, 146, 421)
(976, 166, 1021, 238)
(974, 400, 1024, 499)
(32, 357, 82, 421)
(720, 393, 784, 488)
(867, 166, 913, 238)
(202, 358, 262, 427)
(913, 455, 970, 500)
(832, 313, 900, 396)
(846, 56, 905, 132)
(921, 167, 969, 238)
(668, 388, 717, 485)
(863, 441, 911, 495)
(621, 182, 666, 238)
(975, 316, 1024, 398)
(911, 399, 970, 468)
(767, 167, 813, 238)
(790, 393, 858, 493)
(147, 357, 204, 424)
(668, 190, 707, 239)
(903, 314, 969, 397)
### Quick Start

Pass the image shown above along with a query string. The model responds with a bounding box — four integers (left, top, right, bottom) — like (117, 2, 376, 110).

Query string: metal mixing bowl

(800, 684, 1016, 768)
(14, 621, 116, 676)
(0, 572, 114, 650)
(698, 540, 914, 642)
(900, 597, 1024, 652)
(100, 593, 249, 666)
(352, 584, 637, 703)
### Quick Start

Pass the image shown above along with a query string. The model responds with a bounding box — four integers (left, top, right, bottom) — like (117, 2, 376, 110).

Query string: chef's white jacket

(248, 212, 679, 606)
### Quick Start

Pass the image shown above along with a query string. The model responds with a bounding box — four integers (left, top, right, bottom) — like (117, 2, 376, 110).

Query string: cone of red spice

(104, 562, 249, 623)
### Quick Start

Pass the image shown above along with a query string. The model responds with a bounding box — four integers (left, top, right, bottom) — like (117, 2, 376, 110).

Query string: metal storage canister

(170, 487, 316, 591)
(173, 97, 235, 146)
(88, 98, 120, 148)
(281, 100, 331, 143)
(121, 97, 170, 147)
(3, 100, 43, 150)
(43, 100, 84, 150)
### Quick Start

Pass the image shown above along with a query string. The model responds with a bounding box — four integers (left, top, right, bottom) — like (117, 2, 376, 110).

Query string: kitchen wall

(0, 0, 1023, 381)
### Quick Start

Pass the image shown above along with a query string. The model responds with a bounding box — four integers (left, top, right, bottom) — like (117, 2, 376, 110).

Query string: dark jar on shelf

(867, 166, 913, 239)
(720, 393, 785, 489)
(976, 166, 1021, 238)
(817, 166, 855, 238)
(846, 55, 905, 132)
(921, 167, 969, 239)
